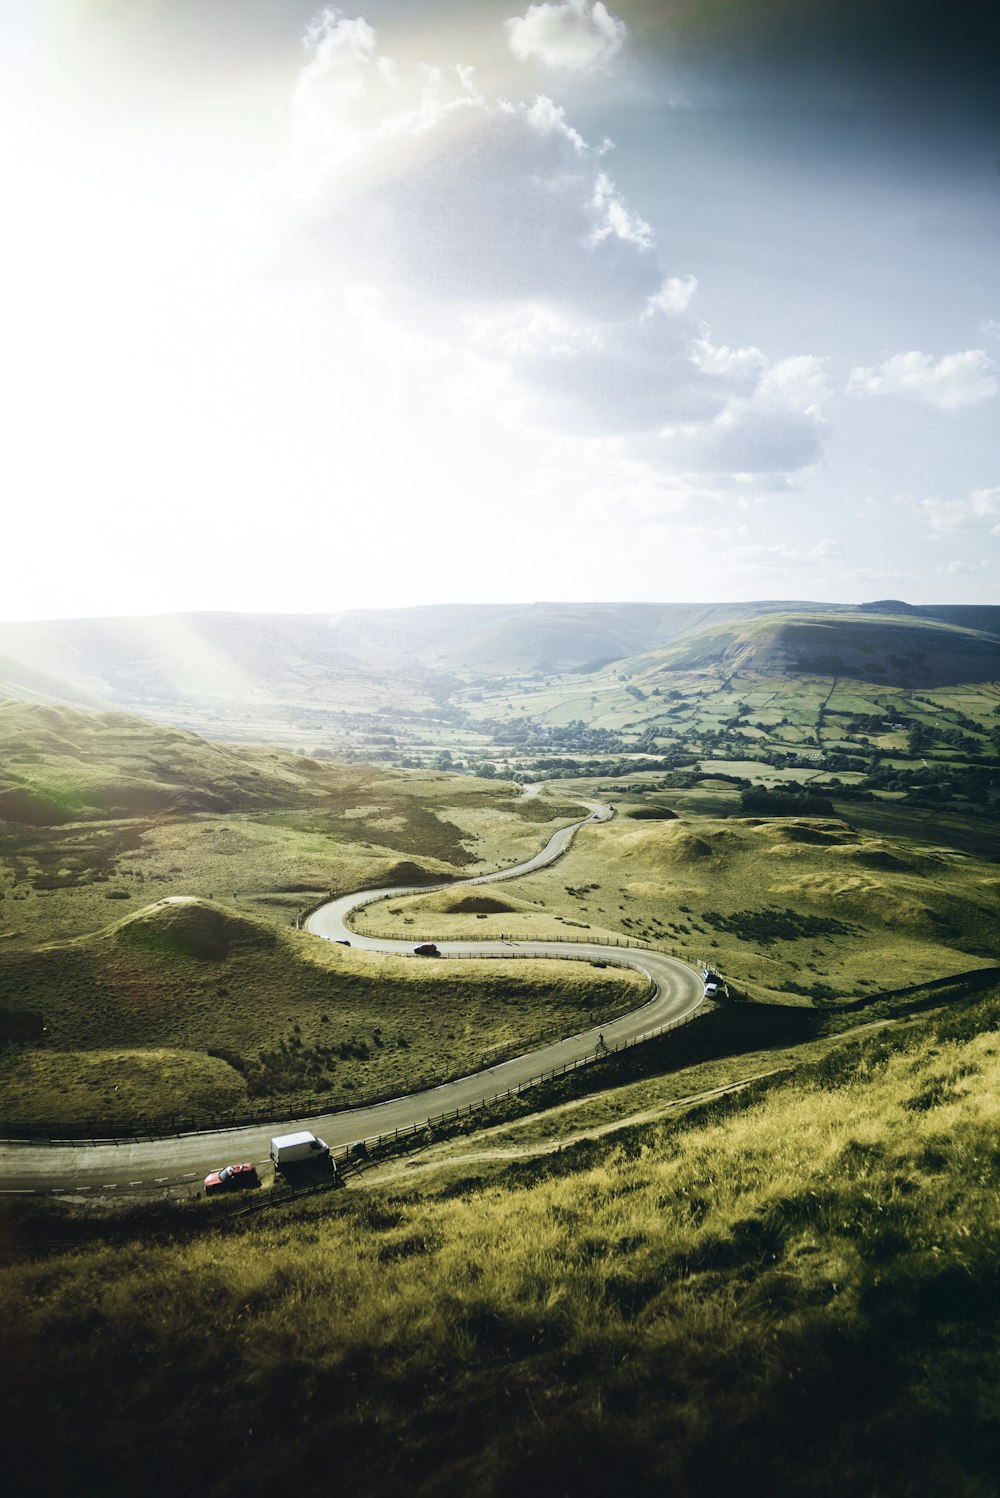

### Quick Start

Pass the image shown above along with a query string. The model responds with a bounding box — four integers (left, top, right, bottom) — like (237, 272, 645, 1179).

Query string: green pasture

(457, 664, 1000, 785)
(0, 704, 582, 949)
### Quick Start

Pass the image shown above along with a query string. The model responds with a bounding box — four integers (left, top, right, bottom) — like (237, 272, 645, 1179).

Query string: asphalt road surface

(0, 804, 704, 1198)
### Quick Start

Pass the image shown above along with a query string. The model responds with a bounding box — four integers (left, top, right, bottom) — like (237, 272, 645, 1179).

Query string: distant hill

(857, 600, 1000, 638)
(0, 600, 998, 721)
(0, 700, 346, 824)
(0, 602, 840, 713)
(626, 610, 1000, 687)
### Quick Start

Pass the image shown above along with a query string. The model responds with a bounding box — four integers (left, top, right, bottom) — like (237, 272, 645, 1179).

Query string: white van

(270, 1130, 331, 1170)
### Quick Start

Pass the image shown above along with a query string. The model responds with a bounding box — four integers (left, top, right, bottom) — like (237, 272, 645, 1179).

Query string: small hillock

(445, 894, 518, 914)
(113, 897, 278, 962)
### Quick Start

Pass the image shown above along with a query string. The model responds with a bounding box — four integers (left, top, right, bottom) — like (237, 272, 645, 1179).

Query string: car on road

(204, 1162, 260, 1194)
(414, 942, 440, 956)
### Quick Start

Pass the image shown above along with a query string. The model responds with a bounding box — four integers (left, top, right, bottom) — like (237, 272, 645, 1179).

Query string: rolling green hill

(0, 700, 344, 824)
(0, 895, 643, 1126)
(628, 611, 1000, 688)
(3, 603, 999, 766)
(0, 602, 843, 713)
(0, 701, 619, 1124)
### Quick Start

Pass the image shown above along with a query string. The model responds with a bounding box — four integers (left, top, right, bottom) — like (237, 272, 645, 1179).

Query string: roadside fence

(235, 999, 706, 1217)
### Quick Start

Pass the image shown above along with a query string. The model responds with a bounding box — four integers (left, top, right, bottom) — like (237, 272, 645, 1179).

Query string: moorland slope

(5, 993, 1000, 1496)
(621, 611, 1000, 687)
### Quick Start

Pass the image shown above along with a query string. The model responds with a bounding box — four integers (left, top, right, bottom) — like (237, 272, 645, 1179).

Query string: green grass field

(5, 990, 1000, 1495)
(0, 702, 583, 947)
(3, 695, 997, 1125)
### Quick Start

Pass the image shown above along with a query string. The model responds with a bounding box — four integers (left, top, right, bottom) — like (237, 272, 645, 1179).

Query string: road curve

(0, 804, 704, 1197)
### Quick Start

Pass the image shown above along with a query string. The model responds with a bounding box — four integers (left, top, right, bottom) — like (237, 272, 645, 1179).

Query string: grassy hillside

(354, 812, 1000, 1008)
(0, 896, 645, 1127)
(0, 701, 582, 947)
(4, 697, 995, 1123)
(0, 700, 342, 823)
(657, 611, 1000, 687)
(5, 993, 1000, 1495)
(0, 703, 626, 1124)
(0, 602, 838, 713)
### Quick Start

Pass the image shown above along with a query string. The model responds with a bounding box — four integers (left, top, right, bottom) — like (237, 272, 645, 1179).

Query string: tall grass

(5, 997, 1000, 1495)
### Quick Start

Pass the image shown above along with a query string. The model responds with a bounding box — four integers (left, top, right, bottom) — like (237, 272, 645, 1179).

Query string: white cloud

(261, 11, 832, 487)
(664, 406, 827, 476)
(921, 498, 969, 534)
(725, 539, 842, 573)
(506, 302, 728, 435)
(971, 486, 1000, 518)
(693, 340, 767, 389)
(505, 1, 627, 73)
(920, 486, 1000, 534)
(282, 20, 659, 316)
(758, 355, 829, 414)
(848, 569, 917, 586)
(648, 350, 829, 474)
(692, 345, 829, 411)
(848, 349, 997, 409)
(646, 276, 698, 316)
(590, 170, 653, 249)
(293, 10, 401, 163)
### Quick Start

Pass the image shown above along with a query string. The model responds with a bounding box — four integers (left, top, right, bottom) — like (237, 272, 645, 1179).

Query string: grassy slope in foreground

(4, 993, 1000, 1496)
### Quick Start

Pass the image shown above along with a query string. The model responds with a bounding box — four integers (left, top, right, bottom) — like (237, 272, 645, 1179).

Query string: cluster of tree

(739, 787, 835, 817)
(906, 721, 982, 757)
(842, 713, 900, 736)
(479, 717, 629, 753)
(864, 758, 1000, 808)
(525, 755, 696, 780)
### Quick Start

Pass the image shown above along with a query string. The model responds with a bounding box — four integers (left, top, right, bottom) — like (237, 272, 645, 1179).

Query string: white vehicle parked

(269, 1130, 332, 1170)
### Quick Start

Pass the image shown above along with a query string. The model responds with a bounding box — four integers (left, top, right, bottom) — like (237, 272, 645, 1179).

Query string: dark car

(204, 1162, 260, 1194)
(414, 943, 440, 956)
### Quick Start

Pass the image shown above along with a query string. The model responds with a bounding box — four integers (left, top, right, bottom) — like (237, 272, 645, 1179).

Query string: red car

(204, 1162, 260, 1194)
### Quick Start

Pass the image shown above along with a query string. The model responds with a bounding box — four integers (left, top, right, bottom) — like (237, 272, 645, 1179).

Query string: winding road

(0, 803, 704, 1198)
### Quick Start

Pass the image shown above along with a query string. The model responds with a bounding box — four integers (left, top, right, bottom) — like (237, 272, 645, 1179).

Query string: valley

(3, 597, 1000, 1497)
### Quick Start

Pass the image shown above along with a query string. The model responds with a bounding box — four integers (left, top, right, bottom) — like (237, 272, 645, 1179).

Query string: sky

(1, 0, 998, 620)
